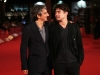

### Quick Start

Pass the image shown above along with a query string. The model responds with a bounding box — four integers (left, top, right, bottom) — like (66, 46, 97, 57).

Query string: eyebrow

(56, 10, 60, 12)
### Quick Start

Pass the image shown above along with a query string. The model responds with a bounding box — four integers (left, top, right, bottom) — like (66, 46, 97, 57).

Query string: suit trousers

(28, 70, 51, 75)
(54, 61, 80, 75)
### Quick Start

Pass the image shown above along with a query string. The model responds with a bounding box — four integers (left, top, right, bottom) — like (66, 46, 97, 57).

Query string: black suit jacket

(49, 22, 84, 66)
(20, 21, 49, 72)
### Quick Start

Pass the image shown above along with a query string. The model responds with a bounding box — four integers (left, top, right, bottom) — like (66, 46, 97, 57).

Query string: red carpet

(0, 36, 23, 75)
(80, 35, 100, 75)
(0, 34, 100, 75)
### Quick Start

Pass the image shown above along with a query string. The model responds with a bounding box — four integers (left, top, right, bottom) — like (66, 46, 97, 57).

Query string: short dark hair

(31, 5, 46, 21)
(53, 4, 70, 13)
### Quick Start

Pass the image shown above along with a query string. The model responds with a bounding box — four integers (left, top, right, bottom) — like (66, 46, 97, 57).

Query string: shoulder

(44, 21, 50, 27)
(23, 22, 34, 31)
(69, 22, 77, 26)
(69, 22, 79, 28)
(25, 21, 35, 28)
(49, 24, 57, 32)
(49, 21, 58, 28)
(68, 22, 80, 33)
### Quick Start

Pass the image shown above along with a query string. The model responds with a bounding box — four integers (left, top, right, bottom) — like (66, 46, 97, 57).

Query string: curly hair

(53, 4, 70, 13)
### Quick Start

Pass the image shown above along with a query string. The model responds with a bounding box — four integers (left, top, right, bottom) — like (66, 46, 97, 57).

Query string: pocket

(72, 38, 79, 56)
(73, 38, 78, 50)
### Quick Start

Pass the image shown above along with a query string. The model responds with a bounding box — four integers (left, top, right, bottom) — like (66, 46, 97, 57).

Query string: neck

(35, 20, 44, 29)
(59, 18, 68, 26)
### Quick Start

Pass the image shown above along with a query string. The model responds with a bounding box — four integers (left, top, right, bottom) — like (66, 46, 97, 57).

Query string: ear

(65, 12, 68, 15)
(37, 14, 40, 19)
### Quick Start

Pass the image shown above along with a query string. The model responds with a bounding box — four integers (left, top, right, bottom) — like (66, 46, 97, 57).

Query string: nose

(47, 13, 49, 16)
(55, 13, 58, 17)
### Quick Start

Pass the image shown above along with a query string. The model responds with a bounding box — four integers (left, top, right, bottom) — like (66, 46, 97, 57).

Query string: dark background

(6, 0, 90, 4)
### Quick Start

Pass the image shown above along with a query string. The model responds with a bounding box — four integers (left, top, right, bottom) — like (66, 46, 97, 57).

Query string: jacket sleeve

(76, 24, 84, 66)
(20, 26, 30, 70)
(48, 26, 55, 68)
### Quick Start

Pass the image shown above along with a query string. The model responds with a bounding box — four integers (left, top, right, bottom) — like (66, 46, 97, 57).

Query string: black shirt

(55, 22, 77, 63)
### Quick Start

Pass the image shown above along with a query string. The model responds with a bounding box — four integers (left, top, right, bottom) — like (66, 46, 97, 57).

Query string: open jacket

(20, 21, 50, 72)
(49, 22, 84, 67)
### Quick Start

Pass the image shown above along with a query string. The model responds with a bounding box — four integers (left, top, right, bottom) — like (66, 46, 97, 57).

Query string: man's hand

(69, 21, 73, 23)
(23, 70, 28, 75)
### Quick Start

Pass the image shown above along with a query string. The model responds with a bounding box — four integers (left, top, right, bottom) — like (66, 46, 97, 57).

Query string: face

(37, 8, 49, 22)
(55, 8, 68, 21)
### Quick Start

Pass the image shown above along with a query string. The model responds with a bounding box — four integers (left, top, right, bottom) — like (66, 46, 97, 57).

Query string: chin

(45, 19, 48, 21)
(56, 19, 61, 21)
(56, 18, 60, 21)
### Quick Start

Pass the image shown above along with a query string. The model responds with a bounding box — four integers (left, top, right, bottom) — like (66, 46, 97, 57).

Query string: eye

(44, 12, 47, 14)
(58, 11, 61, 13)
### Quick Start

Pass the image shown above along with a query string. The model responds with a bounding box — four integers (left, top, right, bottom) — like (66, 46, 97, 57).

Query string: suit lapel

(31, 22, 44, 43)
(44, 24, 48, 44)
(67, 23, 73, 46)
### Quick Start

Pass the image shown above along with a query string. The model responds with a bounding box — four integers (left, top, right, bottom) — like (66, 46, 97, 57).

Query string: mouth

(56, 17, 59, 19)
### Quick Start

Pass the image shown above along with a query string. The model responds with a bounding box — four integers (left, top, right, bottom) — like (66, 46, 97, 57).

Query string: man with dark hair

(20, 5, 51, 75)
(49, 4, 84, 75)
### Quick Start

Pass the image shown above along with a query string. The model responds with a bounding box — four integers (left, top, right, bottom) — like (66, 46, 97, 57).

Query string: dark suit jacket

(20, 21, 49, 72)
(49, 22, 84, 66)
